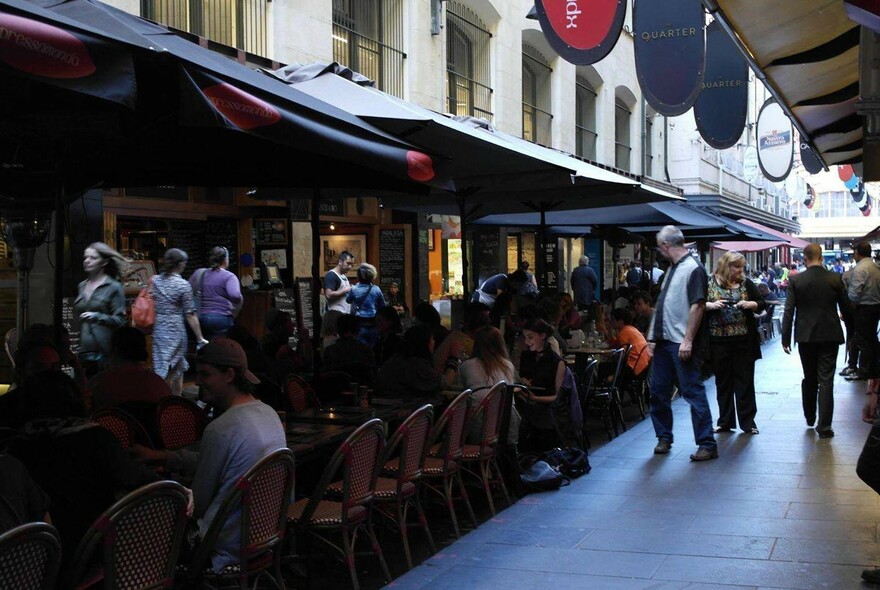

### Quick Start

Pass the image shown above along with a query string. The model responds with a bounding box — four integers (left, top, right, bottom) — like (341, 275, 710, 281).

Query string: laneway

(389, 339, 880, 589)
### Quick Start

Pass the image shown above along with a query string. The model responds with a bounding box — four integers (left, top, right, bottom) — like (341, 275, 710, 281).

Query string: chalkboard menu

(167, 219, 238, 278)
(255, 219, 287, 245)
(272, 288, 297, 328)
(474, 228, 501, 287)
(61, 297, 81, 354)
(542, 239, 560, 291)
(378, 228, 405, 295)
(295, 277, 315, 338)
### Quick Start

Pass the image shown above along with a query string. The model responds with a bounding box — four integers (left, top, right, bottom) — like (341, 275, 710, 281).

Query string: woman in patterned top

(152, 248, 208, 395)
(705, 251, 766, 434)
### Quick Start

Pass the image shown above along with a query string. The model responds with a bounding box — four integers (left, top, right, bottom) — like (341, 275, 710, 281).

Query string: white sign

(756, 99, 793, 182)
(743, 146, 759, 182)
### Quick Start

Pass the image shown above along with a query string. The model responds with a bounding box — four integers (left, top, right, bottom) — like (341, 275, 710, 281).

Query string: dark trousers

(845, 320, 860, 370)
(797, 342, 838, 432)
(854, 305, 880, 377)
(710, 339, 757, 431)
(857, 416, 880, 495)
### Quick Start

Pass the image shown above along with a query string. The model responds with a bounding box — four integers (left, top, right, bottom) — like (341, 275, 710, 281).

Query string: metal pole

(311, 188, 322, 370)
(459, 194, 470, 302)
(53, 186, 64, 344)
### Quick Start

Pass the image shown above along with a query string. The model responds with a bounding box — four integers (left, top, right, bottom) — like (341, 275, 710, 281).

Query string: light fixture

(330, 223, 336, 230)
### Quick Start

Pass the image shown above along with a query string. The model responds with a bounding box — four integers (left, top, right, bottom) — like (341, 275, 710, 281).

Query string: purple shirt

(190, 268, 242, 316)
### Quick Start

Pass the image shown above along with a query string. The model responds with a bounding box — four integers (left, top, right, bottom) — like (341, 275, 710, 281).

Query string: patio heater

(0, 212, 52, 340)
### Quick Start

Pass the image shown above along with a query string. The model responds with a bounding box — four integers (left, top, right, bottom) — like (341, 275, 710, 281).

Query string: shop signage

(317, 197, 344, 216)
(533, 0, 627, 65)
(743, 146, 759, 182)
(378, 227, 406, 296)
(634, 0, 705, 116)
(756, 98, 793, 182)
(694, 20, 748, 149)
(800, 142, 823, 174)
(542, 239, 559, 290)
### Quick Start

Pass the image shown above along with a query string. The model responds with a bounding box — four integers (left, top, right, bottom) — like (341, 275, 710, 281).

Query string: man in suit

(782, 243, 852, 438)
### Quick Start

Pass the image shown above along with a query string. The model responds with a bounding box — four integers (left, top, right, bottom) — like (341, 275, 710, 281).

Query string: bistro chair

(70, 480, 190, 590)
(287, 418, 390, 590)
(4, 327, 16, 368)
(578, 359, 599, 448)
(624, 346, 652, 420)
(285, 374, 321, 413)
(373, 404, 436, 571)
(422, 390, 477, 539)
(156, 396, 208, 449)
(181, 448, 295, 590)
(589, 346, 630, 438)
(91, 407, 155, 448)
(0, 522, 62, 590)
(460, 382, 511, 516)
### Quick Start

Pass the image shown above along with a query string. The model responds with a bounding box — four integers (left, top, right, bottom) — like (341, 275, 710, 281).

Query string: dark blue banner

(634, 0, 705, 116)
(694, 20, 748, 149)
(800, 142, 824, 174)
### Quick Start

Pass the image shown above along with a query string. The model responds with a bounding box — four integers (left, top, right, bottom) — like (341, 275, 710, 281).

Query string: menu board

(255, 219, 288, 245)
(295, 277, 315, 338)
(378, 228, 406, 295)
(474, 228, 501, 287)
(542, 239, 560, 291)
(272, 288, 297, 328)
(61, 297, 81, 354)
(167, 219, 238, 278)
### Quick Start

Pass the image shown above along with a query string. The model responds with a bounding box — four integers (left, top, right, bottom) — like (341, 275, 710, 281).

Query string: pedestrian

(845, 241, 880, 381)
(189, 246, 242, 341)
(471, 272, 509, 308)
(74, 242, 128, 377)
(571, 255, 599, 312)
(646, 225, 717, 461)
(781, 243, 852, 438)
(347, 262, 385, 346)
(152, 248, 209, 396)
(704, 251, 765, 434)
(626, 260, 644, 289)
(323, 251, 354, 314)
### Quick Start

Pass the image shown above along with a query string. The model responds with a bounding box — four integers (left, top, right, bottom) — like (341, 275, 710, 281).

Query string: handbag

(542, 447, 591, 479)
(519, 459, 568, 492)
(192, 268, 207, 316)
(132, 277, 155, 333)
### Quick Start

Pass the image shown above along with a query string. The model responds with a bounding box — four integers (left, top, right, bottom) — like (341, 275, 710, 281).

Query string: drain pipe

(664, 115, 671, 183)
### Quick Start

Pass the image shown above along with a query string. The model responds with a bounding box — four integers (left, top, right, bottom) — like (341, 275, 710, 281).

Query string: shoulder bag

(132, 277, 155, 333)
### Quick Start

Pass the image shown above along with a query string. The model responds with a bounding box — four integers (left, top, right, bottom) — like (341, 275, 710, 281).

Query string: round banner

(804, 183, 817, 209)
(756, 98, 793, 182)
(635, 0, 705, 117)
(694, 20, 748, 147)
(838, 164, 854, 182)
(800, 142, 823, 174)
(533, 0, 627, 65)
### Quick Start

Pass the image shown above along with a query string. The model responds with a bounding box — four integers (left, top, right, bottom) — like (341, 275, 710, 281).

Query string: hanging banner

(800, 142, 823, 174)
(533, 0, 627, 65)
(756, 98, 793, 182)
(804, 183, 818, 209)
(694, 20, 748, 148)
(634, 0, 705, 116)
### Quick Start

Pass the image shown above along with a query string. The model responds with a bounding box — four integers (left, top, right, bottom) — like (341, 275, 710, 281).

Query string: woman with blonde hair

(705, 250, 766, 434)
(346, 262, 385, 346)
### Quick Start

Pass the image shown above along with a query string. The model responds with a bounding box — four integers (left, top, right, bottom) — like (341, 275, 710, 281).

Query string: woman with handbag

(152, 248, 208, 395)
(346, 263, 385, 346)
(74, 242, 128, 377)
(189, 246, 242, 341)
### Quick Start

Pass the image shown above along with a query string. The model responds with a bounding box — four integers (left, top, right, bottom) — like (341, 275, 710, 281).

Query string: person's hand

(735, 301, 757, 311)
(678, 339, 693, 360)
(782, 344, 791, 354)
(197, 339, 209, 350)
(708, 301, 724, 311)
(184, 487, 195, 517)
(79, 312, 97, 321)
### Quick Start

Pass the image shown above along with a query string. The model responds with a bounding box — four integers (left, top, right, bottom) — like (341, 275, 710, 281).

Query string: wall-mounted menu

(542, 239, 559, 291)
(474, 228, 501, 287)
(378, 228, 406, 295)
(167, 218, 238, 278)
(272, 288, 297, 329)
(61, 296, 81, 354)
(295, 277, 315, 339)
(255, 219, 288, 245)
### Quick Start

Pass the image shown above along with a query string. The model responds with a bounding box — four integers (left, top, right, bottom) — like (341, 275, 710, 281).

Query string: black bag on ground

(542, 447, 591, 479)
(518, 452, 568, 492)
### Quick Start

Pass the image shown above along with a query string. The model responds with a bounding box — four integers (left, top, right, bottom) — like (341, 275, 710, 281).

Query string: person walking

(324, 251, 354, 314)
(190, 246, 243, 341)
(845, 241, 880, 382)
(74, 242, 128, 377)
(571, 255, 598, 312)
(704, 251, 765, 435)
(152, 248, 209, 396)
(646, 225, 717, 461)
(781, 243, 852, 438)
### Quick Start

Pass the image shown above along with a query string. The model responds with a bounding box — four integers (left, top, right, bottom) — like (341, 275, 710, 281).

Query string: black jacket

(782, 265, 852, 347)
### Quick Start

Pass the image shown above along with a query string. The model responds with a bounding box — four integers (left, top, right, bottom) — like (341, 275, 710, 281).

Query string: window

(645, 114, 653, 177)
(332, 0, 405, 97)
(522, 46, 552, 145)
(615, 97, 632, 171)
(141, 0, 269, 56)
(446, 2, 493, 120)
(576, 76, 597, 160)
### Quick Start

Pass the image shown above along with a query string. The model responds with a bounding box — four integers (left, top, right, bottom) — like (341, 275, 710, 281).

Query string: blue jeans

(649, 340, 716, 449)
(200, 314, 235, 341)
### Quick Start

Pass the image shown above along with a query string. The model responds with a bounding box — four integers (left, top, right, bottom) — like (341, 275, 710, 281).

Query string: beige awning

(705, 0, 861, 168)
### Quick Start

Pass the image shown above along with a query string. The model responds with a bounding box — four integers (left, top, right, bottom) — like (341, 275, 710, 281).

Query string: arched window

(522, 45, 552, 145)
(446, 2, 493, 119)
(645, 111, 655, 177)
(332, 0, 405, 97)
(615, 96, 632, 171)
(576, 76, 597, 160)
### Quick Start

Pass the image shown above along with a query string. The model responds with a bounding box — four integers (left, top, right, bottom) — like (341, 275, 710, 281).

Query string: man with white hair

(647, 225, 717, 461)
(570, 255, 598, 312)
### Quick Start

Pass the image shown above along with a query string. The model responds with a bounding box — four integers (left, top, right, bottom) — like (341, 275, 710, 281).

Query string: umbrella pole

(311, 188, 322, 371)
(538, 206, 547, 291)
(459, 195, 470, 302)
(53, 185, 64, 344)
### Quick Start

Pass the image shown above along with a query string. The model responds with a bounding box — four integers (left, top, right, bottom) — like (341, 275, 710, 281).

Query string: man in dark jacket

(782, 243, 852, 438)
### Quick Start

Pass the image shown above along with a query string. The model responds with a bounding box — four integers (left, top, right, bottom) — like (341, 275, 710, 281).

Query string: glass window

(522, 46, 552, 145)
(645, 115, 653, 177)
(446, 2, 493, 120)
(576, 76, 597, 160)
(615, 97, 632, 171)
(332, 0, 405, 97)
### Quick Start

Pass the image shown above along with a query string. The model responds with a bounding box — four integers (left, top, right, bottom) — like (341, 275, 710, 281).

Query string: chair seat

(460, 444, 494, 461)
(422, 456, 459, 475)
(373, 477, 416, 499)
(288, 498, 366, 526)
(427, 443, 442, 458)
(382, 457, 400, 475)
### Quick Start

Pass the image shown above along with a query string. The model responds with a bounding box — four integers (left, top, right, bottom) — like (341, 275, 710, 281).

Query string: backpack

(542, 446, 591, 479)
(519, 459, 567, 492)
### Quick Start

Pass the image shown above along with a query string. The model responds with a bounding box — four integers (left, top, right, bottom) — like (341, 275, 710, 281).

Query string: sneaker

(748, 427, 760, 435)
(862, 568, 880, 584)
(690, 446, 719, 461)
(713, 426, 733, 433)
(840, 367, 858, 377)
(653, 440, 672, 455)
(845, 372, 868, 381)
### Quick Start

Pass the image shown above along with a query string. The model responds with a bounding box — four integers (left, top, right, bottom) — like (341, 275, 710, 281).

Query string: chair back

(91, 407, 154, 448)
(285, 374, 320, 412)
(317, 370, 354, 403)
(190, 449, 295, 575)
(469, 382, 507, 454)
(4, 327, 16, 368)
(71, 480, 190, 590)
(579, 358, 599, 400)
(156, 396, 207, 449)
(428, 390, 471, 467)
(603, 346, 630, 390)
(0, 522, 61, 590)
(384, 404, 434, 488)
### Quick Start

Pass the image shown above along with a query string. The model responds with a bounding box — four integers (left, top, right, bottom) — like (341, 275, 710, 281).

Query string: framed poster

(320, 234, 367, 273)
(255, 219, 288, 245)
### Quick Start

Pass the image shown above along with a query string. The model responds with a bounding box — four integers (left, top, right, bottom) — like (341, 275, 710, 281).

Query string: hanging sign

(756, 98, 793, 182)
(800, 142, 823, 174)
(533, 0, 627, 65)
(694, 20, 748, 148)
(804, 183, 818, 209)
(634, 0, 705, 116)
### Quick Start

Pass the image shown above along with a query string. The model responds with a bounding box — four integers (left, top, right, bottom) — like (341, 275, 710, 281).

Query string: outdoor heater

(0, 212, 52, 340)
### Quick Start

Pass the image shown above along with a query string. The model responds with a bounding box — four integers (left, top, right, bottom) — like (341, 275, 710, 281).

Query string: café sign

(694, 20, 748, 149)
(756, 98, 794, 182)
(533, 0, 627, 65)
